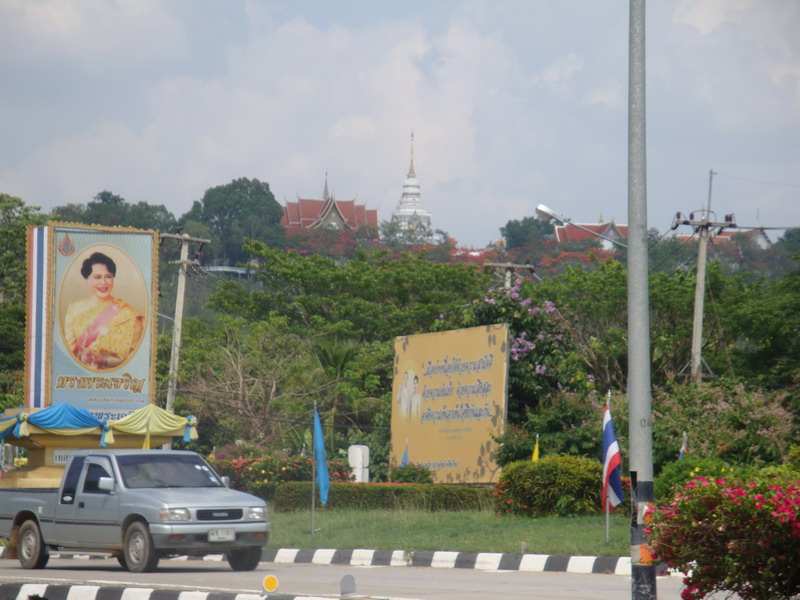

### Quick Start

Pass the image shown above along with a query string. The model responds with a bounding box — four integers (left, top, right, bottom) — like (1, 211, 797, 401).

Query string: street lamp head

(535, 203, 565, 223)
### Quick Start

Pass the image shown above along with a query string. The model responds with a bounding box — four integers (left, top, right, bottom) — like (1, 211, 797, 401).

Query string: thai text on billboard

(391, 324, 508, 484)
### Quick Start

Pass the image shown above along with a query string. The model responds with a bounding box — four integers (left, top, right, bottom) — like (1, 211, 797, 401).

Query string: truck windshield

(117, 454, 225, 489)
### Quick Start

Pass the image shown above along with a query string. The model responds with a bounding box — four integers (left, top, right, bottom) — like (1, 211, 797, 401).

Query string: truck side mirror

(221, 476, 231, 488)
(98, 476, 115, 492)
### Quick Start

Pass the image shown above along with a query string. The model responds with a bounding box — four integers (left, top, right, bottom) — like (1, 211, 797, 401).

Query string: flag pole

(311, 403, 317, 536)
(605, 390, 610, 543)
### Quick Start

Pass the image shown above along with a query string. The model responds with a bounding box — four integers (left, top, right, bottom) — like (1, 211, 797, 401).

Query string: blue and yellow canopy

(0, 403, 197, 447)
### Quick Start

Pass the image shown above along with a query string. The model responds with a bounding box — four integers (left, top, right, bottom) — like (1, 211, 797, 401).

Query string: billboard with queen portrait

(26, 223, 159, 420)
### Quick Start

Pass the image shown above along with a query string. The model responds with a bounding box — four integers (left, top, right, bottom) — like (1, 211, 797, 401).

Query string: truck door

(68, 457, 121, 549)
(78, 457, 121, 548)
(53, 456, 86, 545)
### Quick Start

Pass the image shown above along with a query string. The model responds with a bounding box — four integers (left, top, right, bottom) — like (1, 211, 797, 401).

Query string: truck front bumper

(148, 521, 269, 556)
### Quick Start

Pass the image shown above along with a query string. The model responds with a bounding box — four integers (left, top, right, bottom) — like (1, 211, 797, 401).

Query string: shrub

(272, 481, 494, 512)
(213, 442, 270, 461)
(388, 462, 433, 483)
(495, 455, 602, 517)
(492, 423, 534, 467)
(648, 476, 800, 600)
(211, 455, 351, 501)
(651, 382, 795, 471)
(655, 456, 735, 503)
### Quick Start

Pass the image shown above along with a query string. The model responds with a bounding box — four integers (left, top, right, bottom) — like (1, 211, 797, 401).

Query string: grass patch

(270, 509, 629, 557)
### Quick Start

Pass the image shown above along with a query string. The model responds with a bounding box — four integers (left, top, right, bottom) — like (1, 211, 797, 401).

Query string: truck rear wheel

(227, 546, 262, 571)
(123, 521, 159, 572)
(18, 520, 49, 569)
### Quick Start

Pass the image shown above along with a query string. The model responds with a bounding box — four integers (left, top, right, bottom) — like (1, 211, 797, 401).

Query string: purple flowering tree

(460, 277, 578, 422)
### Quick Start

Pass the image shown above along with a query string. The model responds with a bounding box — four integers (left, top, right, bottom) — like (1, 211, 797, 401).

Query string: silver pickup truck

(0, 449, 269, 572)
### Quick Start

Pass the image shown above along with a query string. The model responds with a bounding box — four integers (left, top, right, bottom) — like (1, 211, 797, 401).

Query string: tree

(532, 261, 629, 391)
(210, 243, 491, 342)
(180, 178, 284, 265)
(774, 228, 800, 255)
(0, 195, 49, 409)
(51, 190, 177, 232)
(723, 253, 800, 386)
(379, 219, 443, 250)
(501, 216, 552, 251)
(459, 276, 586, 422)
(175, 314, 323, 451)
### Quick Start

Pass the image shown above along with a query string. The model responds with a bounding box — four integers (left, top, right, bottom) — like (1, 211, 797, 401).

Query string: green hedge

(495, 454, 606, 517)
(272, 481, 495, 512)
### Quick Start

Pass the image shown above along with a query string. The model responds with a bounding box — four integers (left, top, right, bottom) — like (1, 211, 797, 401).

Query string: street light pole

(628, 0, 656, 598)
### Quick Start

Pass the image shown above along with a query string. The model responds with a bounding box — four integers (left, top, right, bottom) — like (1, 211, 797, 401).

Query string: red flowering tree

(647, 475, 800, 600)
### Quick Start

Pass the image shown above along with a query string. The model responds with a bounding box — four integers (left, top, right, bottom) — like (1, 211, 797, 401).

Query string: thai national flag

(602, 398, 624, 509)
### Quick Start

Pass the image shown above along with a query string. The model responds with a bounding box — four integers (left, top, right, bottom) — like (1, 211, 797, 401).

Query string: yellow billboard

(391, 324, 508, 484)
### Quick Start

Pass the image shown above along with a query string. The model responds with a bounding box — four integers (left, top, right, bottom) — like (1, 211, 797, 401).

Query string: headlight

(158, 508, 190, 521)
(248, 506, 266, 520)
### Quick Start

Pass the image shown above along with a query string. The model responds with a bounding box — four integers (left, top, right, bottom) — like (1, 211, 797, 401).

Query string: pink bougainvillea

(647, 475, 800, 600)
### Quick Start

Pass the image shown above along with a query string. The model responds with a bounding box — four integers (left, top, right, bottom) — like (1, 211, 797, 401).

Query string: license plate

(208, 528, 235, 542)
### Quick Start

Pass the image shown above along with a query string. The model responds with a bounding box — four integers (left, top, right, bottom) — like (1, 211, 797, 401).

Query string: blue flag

(400, 439, 409, 467)
(313, 408, 330, 505)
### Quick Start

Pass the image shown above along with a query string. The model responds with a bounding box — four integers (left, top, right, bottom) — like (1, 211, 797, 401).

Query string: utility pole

(485, 262, 540, 288)
(160, 233, 210, 419)
(627, 1, 656, 598)
(672, 169, 736, 387)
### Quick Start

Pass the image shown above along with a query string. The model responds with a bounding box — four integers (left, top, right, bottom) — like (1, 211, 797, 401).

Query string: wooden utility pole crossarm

(484, 262, 540, 288)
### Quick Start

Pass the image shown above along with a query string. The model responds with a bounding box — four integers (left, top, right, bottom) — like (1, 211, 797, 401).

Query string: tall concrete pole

(689, 169, 715, 387)
(690, 223, 709, 387)
(160, 233, 210, 418)
(166, 236, 190, 416)
(627, 1, 656, 598)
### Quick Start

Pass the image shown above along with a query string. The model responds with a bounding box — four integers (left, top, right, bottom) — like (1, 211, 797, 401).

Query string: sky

(1, 0, 798, 249)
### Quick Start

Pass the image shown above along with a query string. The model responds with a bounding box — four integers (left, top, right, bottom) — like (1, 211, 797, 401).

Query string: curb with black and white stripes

(262, 547, 638, 575)
(1, 545, 678, 576)
(0, 549, 683, 600)
(0, 546, 629, 574)
(0, 583, 306, 600)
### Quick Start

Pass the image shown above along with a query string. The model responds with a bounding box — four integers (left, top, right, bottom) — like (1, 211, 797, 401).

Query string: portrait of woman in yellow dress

(63, 251, 144, 370)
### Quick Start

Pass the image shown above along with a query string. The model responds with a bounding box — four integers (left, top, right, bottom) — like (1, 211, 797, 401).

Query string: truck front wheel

(18, 520, 49, 569)
(227, 546, 262, 571)
(123, 521, 159, 572)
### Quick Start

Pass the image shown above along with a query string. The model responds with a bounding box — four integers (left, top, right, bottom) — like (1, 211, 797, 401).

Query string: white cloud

(1, 0, 799, 248)
(540, 53, 585, 96)
(584, 83, 623, 109)
(0, 0, 188, 71)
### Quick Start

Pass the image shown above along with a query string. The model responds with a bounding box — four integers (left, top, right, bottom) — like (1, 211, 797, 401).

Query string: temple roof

(281, 176, 378, 231)
(552, 221, 628, 245)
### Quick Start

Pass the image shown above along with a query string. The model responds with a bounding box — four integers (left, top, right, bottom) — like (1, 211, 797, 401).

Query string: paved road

(0, 557, 688, 599)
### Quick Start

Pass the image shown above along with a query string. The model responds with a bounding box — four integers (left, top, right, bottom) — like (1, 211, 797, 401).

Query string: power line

(715, 171, 800, 189)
